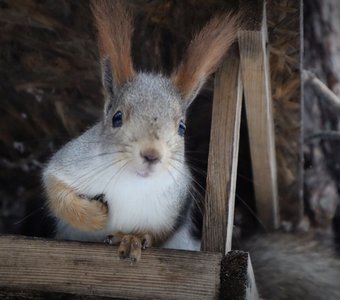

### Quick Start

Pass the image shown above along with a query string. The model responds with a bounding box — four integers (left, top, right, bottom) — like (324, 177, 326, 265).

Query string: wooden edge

(220, 251, 259, 300)
(298, 0, 304, 225)
(238, 0, 279, 230)
(225, 65, 243, 253)
(0, 235, 222, 300)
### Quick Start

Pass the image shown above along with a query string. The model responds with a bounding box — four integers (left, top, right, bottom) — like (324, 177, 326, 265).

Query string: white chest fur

(102, 168, 184, 233)
(53, 156, 188, 239)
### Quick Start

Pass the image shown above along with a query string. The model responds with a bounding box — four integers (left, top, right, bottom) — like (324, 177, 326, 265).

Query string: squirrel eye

(178, 120, 186, 137)
(112, 111, 123, 128)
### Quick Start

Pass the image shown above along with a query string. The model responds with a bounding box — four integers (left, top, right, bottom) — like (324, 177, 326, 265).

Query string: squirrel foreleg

(45, 176, 109, 231)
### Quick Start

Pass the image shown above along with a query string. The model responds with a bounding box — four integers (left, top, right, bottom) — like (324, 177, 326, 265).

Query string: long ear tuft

(171, 12, 240, 107)
(91, 0, 135, 92)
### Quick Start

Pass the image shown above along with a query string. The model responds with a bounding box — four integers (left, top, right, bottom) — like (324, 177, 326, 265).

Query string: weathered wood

(0, 235, 222, 300)
(220, 251, 259, 300)
(201, 50, 243, 254)
(238, 0, 279, 230)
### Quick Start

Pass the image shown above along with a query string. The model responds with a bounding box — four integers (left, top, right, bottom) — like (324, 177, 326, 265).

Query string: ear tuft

(171, 12, 241, 107)
(91, 0, 135, 91)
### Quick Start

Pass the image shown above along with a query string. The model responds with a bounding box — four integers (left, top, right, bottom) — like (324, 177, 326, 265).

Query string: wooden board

(0, 235, 222, 300)
(201, 50, 243, 254)
(238, 0, 279, 230)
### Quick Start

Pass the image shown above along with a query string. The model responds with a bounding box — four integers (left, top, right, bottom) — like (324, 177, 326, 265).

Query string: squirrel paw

(105, 233, 153, 262)
(74, 194, 108, 230)
(119, 235, 142, 262)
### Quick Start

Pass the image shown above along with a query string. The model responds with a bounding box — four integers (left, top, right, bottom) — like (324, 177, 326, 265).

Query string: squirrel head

(91, 0, 240, 178)
(101, 73, 185, 178)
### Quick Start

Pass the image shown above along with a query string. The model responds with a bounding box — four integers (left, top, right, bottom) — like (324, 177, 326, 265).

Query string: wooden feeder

(0, 0, 302, 299)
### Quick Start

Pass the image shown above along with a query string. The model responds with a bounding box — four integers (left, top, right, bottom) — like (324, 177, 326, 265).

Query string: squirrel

(42, 0, 239, 261)
(43, 1, 340, 299)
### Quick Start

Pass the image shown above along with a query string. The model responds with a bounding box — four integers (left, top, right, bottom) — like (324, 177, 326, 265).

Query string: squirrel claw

(141, 233, 153, 250)
(118, 235, 132, 259)
(130, 237, 142, 262)
(115, 234, 152, 262)
(104, 235, 114, 245)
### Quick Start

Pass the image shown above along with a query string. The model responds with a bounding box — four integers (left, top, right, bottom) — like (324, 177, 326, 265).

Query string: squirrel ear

(101, 57, 115, 98)
(92, 0, 135, 93)
(171, 13, 240, 109)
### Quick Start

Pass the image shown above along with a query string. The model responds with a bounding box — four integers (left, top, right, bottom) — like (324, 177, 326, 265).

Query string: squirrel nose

(140, 149, 161, 164)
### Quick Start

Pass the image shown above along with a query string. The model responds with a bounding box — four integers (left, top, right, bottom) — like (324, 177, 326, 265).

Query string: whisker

(167, 164, 203, 214)
(50, 150, 128, 172)
(168, 161, 204, 202)
(169, 159, 206, 194)
(171, 155, 207, 177)
(237, 173, 255, 184)
(235, 194, 267, 232)
(102, 160, 131, 195)
(13, 205, 48, 225)
(73, 157, 127, 191)
(58, 158, 125, 200)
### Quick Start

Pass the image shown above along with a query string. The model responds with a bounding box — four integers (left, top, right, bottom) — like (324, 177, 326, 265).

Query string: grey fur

(101, 73, 186, 157)
(105, 73, 183, 119)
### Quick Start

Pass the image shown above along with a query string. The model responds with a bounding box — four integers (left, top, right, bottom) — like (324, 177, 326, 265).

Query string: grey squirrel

(43, 0, 238, 260)
(43, 1, 340, 299)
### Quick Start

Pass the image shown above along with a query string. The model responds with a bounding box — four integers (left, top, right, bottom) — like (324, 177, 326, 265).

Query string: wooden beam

(238, 0, 279, 230)
(201, 50, 243, 254)
(0, 235, 222, 300)
(220, 251, 259, 300)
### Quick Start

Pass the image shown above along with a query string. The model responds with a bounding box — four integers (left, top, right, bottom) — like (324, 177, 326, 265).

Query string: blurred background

(0, 0, 339, 250)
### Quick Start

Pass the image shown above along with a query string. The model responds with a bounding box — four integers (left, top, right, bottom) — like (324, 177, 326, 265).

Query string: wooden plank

(267, 0, 303, 225)
(0, 235, 222, 300)
(201, 50, 243, 254)
(220, 251, 259, 300)
(238, 0, 279, 230)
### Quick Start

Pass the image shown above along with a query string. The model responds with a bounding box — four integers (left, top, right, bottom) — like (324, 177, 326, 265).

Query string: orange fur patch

(91, 0, 135, 86)
(45, 176, 108, 231)
(171, 13, 241, 102)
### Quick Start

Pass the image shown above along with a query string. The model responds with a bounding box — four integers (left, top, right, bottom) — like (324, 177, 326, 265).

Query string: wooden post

(0, 235, 222, 300)
(220, 251, 259, 300)
(238, 0, 279, 230)
(201, 50, 243, 254)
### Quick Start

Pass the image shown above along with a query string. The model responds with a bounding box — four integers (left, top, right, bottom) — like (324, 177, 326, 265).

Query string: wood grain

(238, 0, 279, 230)
(201, 50, 243, 254)
(0, 235, 222, 300)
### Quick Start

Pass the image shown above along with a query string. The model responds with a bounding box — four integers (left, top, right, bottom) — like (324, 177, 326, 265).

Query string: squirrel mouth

(136, 170, 151, 177)
(136, 164, 158, 178)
